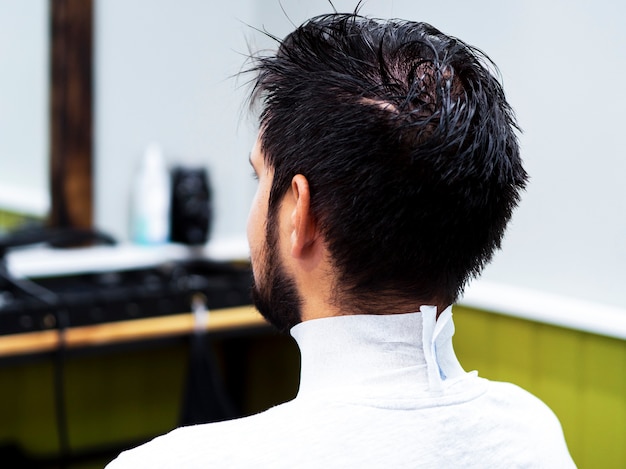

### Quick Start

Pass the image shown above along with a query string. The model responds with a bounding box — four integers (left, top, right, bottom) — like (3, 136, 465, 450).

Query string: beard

(250, 211, 303, 333)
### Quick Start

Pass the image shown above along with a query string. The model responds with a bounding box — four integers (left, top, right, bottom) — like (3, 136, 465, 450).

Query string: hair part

(246, 13, 527, 311)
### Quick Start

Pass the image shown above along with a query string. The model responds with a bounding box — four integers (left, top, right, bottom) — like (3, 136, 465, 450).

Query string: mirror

(0, 0, 49, 234)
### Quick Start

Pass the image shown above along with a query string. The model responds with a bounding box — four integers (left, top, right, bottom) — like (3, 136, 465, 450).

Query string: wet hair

(248, 13, 527, 311)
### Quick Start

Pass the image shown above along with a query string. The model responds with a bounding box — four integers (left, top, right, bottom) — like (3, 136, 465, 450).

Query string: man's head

(247, 13, 527, 330)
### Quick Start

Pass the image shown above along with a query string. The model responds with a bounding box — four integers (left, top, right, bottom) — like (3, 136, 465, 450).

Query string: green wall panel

(0, 333, 299, 466)
(454, 305, 626, 469)
(0, 344, 188, 459)
(0, 360, 59, 454)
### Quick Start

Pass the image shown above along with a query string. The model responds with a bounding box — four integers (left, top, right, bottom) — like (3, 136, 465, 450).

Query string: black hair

(248, 13, 527, 310)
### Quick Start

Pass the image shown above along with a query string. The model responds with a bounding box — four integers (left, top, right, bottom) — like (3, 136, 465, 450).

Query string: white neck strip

(290, 306, 467, 400)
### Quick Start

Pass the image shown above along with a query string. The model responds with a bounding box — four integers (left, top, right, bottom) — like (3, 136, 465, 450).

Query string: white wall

(95, 0, 258, 242)
(95, 1, 626, 310)
(0, 0, 49, 216)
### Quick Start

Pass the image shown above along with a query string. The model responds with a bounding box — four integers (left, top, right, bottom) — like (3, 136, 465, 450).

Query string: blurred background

(2, 0, 625, 310)
(0, 1, 624, 468)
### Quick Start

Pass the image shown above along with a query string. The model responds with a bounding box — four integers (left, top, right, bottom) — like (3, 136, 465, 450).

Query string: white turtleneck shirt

(107, 306, 575, 468)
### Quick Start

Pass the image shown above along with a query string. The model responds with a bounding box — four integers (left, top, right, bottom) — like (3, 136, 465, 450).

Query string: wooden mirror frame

(49, 0, 93, 229)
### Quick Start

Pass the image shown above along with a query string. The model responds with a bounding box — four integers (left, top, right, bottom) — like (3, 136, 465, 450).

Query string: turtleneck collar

(290, 305, 475, 402)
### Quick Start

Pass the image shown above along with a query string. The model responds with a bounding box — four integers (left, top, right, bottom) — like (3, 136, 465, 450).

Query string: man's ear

(290, 174, 317, 258)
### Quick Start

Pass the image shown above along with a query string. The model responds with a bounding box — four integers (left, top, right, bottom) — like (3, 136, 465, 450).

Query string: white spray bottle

(130, 143, 171, 245)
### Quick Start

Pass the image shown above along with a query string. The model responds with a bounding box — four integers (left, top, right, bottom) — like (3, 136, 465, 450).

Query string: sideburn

(251, 201, 303, 333)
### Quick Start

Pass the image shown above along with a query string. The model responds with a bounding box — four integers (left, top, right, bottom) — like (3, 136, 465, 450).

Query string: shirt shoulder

(106, 403, 297, 469)
(466, 379, 576, 467)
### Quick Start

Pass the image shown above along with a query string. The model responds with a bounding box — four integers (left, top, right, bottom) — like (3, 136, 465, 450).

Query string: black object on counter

(170, 166, 212, 245)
